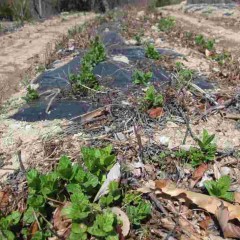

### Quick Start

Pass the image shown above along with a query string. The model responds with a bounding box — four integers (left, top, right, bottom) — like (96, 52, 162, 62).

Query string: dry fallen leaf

(192, 163, 208, 181)
(94, 162, 121, 202)
(155, 180, 240, 221)
(216, 203, 240, 238)
(111, 207, 130, 237)
(199, 216, 213, 231)
(27, 221, 39, 240)
(0, 191, 9, 210)
(53, 203, 71, 238)
(147, 107, 164, 119)
(191, 163, 208, 188)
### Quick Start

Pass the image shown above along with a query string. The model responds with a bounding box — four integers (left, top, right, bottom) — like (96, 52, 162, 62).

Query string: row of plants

(0, 145, 151, 239)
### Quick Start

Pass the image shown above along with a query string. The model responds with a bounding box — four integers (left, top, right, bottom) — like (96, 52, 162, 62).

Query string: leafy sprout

(145, 44, 161, 60)
(204, 175, 234, 202)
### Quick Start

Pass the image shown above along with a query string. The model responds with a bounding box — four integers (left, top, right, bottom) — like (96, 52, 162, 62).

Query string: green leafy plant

(0, 144, 153, 239)
(158, 17, 175, 32)
(175, 62, 193, 86)
(204, 175, 234, 202)
(195, 34, 215, 51)
(23, 86, 39, 102)
(176, 129, 216, 167)
(145, 44, 161, 60)
(69, 36, 106, 93)
(211, 52, 231, 65)
(144, 85, 164, 109)
(132, 70, 153, 85)
(124, 193, 151, 226)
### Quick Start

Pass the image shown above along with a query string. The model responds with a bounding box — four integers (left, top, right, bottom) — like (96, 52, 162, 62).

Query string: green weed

(144, 85, 164, 109)
(195, 34, 215, 51)
(132, 70, 153, 86)
(145, 44, 161, 60)
(175, 62, 193, 86)
(70, 36, 106, 93)
(204, 175, 234, 202)
(176, 129, 216, 167)
(158, 17, 175, 32)
(23, 86, 39, 102)
(211, 52, 231, 65)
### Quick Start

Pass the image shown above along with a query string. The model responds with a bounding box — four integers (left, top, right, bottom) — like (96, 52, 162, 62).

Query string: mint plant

(175, 129, 216, 167)
(70, 36, 106, 93)
(124, 193, 151, 226)
(195, 34, 215, 51)
(0, 145, 153, 239)
(144, 85, 164, 109)
(158, 17, 175, 32)
(132, 70, 153, 85)
(23, 86, 39, 102)
(204, 175, 234, 202)
(145, 44, 161, 60)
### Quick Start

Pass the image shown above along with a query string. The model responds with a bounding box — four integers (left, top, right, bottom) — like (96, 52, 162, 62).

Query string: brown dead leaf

(0, 191, 10, 210)
(216, 203, 240, 238)
(155, 180, 240, 221)
(199, 216, 213, 230)
(70, 107, 108, 122)
(53, 203, 71, 238)
(27, 221, 39, 240)
(191, 163, 208, 188)
(234, 192, 240, 204)
(147, 107, 164, 119)
(192, 163, 208, 181)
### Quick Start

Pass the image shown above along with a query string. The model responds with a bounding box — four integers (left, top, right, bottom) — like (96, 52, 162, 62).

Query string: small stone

(137, 11, 145, 18)
(220, 167, 231, 176)
(125, 39, 137, 45)
(159, 136, 170, 146)
(112, 55, 129, 64)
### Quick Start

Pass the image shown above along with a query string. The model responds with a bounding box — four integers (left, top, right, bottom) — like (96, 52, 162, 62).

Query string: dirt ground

(161, 2, 240, 56)
(0, 12, 96, 104)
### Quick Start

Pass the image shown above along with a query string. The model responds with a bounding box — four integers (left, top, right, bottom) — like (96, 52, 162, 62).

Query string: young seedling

(144, 85, 164, 109)
(158, 16, 175, 32)
(175, 129, 216, 167)
(145, 44, 161, 60)
(204, 175, 234, 202)
(132, 70, 153, 85)
(23, 86, 39, 102)
(69, 36, 106, 93)
(175, 62, 193, 87)
(195, 34, 215, 51)
(211, 52, 231, 65)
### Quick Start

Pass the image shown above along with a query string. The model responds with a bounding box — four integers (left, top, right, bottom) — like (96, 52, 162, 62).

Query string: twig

(134, 125, 143, 162)
(17, 150, 26, 173)
(149, 193, 168, 215)
(45, 89, 60, 114)
(33, 209, 42, 230)
(38, 212, 64, 240)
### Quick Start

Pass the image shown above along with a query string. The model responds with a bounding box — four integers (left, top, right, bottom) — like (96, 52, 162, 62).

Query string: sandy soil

(160, 2, 240, 56)
(0, 12, 96, 104)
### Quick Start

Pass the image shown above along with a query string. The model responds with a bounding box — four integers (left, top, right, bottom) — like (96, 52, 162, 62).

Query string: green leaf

(204, 175, 234, 202)
(67, 183, 82, 193)
(62, 192, 90, 220)
(69, 223, 88, 240)
(126, 201, 151, 226)
(23, 207, 35, 224)
(27, 169, 41, 193)
(40, 172, 58, 197)
(1, 230, 15, 240)
(56, 155, 75, 180)
(27, 194, 45, 208)
(88, 212, 115, 237)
